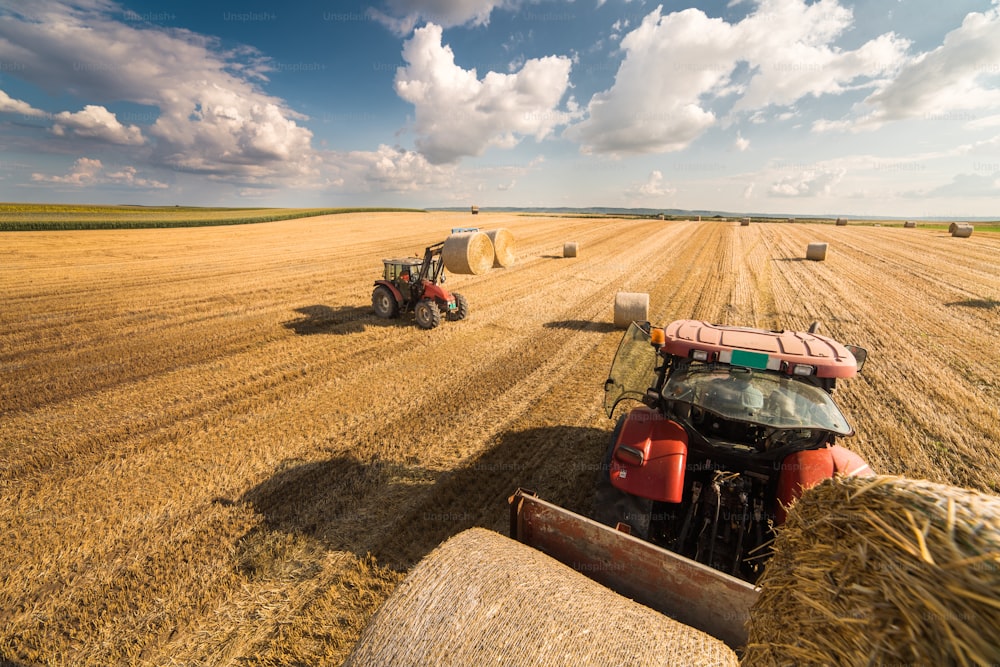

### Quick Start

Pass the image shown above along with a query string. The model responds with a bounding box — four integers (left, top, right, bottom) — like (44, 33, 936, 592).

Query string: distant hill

(430, 206, 998, 222)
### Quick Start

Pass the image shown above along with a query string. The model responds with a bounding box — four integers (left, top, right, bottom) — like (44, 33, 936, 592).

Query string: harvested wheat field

(1, 212, 998, 665)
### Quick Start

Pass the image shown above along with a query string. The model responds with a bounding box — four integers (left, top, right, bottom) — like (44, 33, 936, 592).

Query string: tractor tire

(372, 285, 400, 319)
(414, 299, 442, 329)
(446, 292, 469, 321)
(592, 415, 653, 539)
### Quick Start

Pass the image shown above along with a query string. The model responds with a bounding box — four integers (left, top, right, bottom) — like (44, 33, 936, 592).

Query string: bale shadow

(0, 654, 29, 667)
(237, 426, 611, 571)
(540, 254, 565, 259)
(544, 319, 619, 333)
(282, 304, 407, 335)
(946, 298, 998, 310)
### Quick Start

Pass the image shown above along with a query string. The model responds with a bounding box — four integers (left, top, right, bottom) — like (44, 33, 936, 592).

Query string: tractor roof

(382, 258, 424, 266)
(662, 320, 858, 379)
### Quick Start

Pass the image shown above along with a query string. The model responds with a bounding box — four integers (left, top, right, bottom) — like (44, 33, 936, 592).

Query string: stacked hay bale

(835, 217, 848, 226)
(952, 223, 974, 238)
(614, 292, 650, 329)
(743, 476, 1000, 667)
(442, 231, 494, 274)
(563, 242, 579, 258)
(344, 528, 739, 667)
(484, 228, 516, 267)
(805, 242, 828, 261)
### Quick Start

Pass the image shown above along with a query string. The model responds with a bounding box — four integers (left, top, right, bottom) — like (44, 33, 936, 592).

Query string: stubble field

(1, 212, 998, 665)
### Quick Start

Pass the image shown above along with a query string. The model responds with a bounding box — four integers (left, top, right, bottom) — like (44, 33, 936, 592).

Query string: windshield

(662, 365, 853, 435)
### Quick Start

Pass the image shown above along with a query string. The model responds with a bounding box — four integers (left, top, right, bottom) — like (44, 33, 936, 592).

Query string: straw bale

(743, 476, 1000, 667)
(485, 228, 516, 267)
(805, 242, 827, 261)
(442, 231, 494, 275)
(949, 222, 958, 234)
(614, 292, 650, 329)
(564, 242, 579, 258)
(903, 220, 916, 228)
(835, 218, 848, 226)
(740, 218, 751, 226)
(345, 528, 738, 667)
(952, 223, 974, 238)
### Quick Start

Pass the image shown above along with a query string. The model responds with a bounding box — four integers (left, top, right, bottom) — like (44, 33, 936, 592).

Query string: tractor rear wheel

(446, 293, 469, 321)
(414, 299, 442, 329)
(372, 286, 399, 319)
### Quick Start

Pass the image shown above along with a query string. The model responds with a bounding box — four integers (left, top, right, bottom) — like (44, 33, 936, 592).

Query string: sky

(1, 0, 999, 217)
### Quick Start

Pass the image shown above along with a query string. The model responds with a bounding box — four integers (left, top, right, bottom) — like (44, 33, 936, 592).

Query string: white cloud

(52, 105, 144, 145)
(0, 90, 48, 118)
(768, 167, 845, 197)
(31, 157, 167, 188)
(370, 0, 511, 33)
(629, 169, 676, 197)
(394, 23, 576, 164)
(734, 133, 750, 152)
(339, 144, 458, 192)
(0, 2, 317, 183)
(566, 0, 911, 155)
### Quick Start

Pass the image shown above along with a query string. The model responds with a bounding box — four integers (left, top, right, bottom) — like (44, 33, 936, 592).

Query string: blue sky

(1, 0, 999, 216)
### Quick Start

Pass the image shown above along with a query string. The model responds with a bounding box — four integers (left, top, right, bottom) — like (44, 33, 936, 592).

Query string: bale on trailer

(485, 228, 516, 268)
(805, 242, 828, 261)
(903, 220, 916, 228)
(563, 242, 579, 258)
(442, 231, 494, 275)
(614, 292, 650, 329)
(344, 528, 739, 667)
(835, 217, 848, 226)
(744, 476, 1000, 667)
(952, 223, 974, 238)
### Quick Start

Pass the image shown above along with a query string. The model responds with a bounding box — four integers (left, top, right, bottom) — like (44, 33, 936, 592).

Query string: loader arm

(508, 488, 759, 650)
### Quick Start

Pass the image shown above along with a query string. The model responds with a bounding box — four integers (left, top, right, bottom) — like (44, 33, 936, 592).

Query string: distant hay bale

(442, 231, 494, 275)
(344, 528, 739, 667)
(835, 217, 848, 226)
(484, 228, 516, 268)
(805, 242, 828, 261)
(563, 242, 579, 258)
(904, 220, 917, 228)
(614, 292, 650, 329)
(949, 222, 958, 234)
(741, 217, 751, 226)
(952, 223, 974, 238)
(470, 205, 479, 215)
(743, 476, 1000, 667)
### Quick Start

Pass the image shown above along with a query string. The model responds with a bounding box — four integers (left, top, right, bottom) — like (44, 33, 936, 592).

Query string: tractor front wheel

(446, 293, 469, 321)
(372, 285, 400, 319)
(414, 299, 442, 329)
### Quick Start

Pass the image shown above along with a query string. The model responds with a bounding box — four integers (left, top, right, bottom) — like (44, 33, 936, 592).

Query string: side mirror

(845, 345, 868, 372)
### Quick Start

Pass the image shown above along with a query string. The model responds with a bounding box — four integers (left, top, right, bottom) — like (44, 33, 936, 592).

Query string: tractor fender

(374, 280, 404, 304)
(774, 445, 874, 524)
(420, 280, 453, 304)
(609, 407, 688, 503)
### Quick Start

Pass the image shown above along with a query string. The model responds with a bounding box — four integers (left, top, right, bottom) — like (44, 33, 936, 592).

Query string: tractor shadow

(282, 304, 408, 335)
(544, 319, 618, 333)
(946, 298, 998, 310)
(236, 425, 610, 572)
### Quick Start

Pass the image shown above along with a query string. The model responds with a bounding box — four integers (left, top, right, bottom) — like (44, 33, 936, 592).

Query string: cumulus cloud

(768, 167, 845, 197)
(567, 0, 910, 155)
(52, 105, 144, 145)
(339, 144, 458, 191)
(0, 2, 317, 183)
(734, 133, 750, 152)
(394, 23, 576, 164)
(0, 90, 48, 118)
(629, 169, 676, 197)
(31, 157, 167, 188)
(369, 0, 512, 33)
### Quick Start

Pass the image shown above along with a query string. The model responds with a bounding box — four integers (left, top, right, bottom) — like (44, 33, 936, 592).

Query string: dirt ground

(1, 213, 998, 665)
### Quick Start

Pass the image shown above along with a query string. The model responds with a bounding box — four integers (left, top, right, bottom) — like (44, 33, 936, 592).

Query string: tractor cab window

(663, 365, 852, 435)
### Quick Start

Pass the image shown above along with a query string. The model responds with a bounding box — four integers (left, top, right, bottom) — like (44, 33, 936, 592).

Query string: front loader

(372, 241, 469, 329)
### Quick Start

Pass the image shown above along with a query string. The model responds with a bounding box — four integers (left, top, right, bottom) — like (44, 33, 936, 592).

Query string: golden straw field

(1, 212, 998, 665)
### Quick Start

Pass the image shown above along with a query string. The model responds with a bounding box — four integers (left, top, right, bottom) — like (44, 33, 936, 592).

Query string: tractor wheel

(414, 299, 442, 329)
(446, 293, 469, 321)
(372, 286, 400, 319)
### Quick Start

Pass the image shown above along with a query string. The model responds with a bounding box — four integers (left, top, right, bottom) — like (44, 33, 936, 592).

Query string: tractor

(371, 241, 468, 329)
(597, 319, 872, 583)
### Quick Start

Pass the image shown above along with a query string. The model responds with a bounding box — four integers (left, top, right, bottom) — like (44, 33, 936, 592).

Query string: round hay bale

(744, 476, 1000, 667)
(835, 217, 848, 226)
(740, 218, 751, 226)
(952, 223, 974, 238)
(805, 242, 828, 261)
(345, 528, 738, 667)
(442, 231, 494, 275)
(903, 220, 916, 228)
(614, 292, 650, 329)
(563, 242, 579, 258)
(485, 228, 516, 267)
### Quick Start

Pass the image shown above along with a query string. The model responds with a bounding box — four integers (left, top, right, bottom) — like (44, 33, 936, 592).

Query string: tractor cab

(382, 258, 424, 284)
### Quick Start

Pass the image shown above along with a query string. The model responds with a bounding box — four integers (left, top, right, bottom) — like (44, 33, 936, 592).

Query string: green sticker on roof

(731, 349, 769, 370)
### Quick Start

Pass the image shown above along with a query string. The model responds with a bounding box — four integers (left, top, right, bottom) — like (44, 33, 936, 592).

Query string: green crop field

(0, 203, 426, 230)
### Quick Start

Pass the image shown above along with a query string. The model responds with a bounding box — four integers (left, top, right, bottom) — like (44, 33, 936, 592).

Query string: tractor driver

(709, 367, 764, 418)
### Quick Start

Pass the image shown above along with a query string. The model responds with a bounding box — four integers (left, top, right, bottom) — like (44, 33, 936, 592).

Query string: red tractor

(371, 241, 469, 329)
(598, 319, 872, 583)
